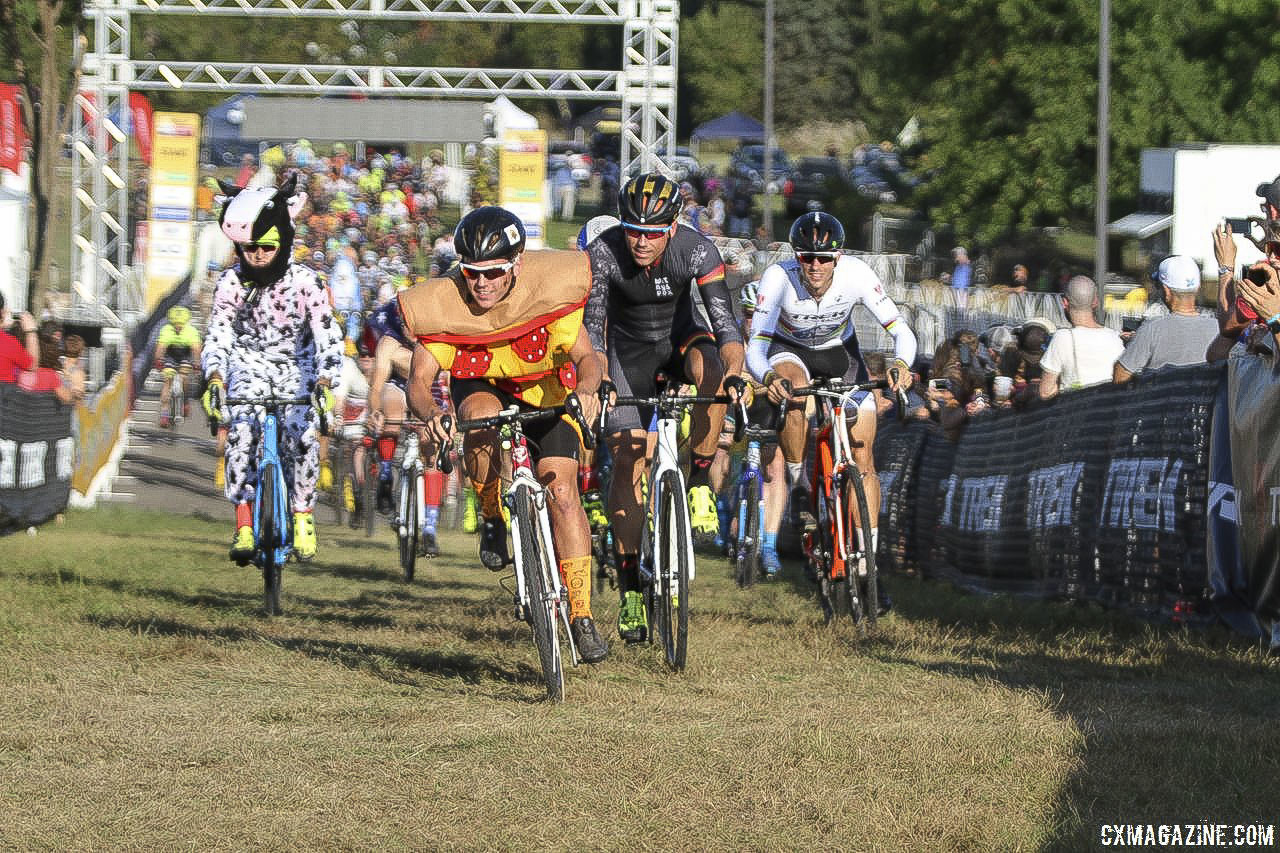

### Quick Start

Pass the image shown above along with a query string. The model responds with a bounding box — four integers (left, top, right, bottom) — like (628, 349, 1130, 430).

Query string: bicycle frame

(397, 428, 425, 542)
(733, 430, 767, 576)
(254, 403, 294, 569)
(644, 399, 696, 587)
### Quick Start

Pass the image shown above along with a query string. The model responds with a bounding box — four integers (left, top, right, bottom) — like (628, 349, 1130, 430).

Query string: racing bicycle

(601, 378, 743, 669)
(791, 377, 885, 628)
(442, 395, 595, 701)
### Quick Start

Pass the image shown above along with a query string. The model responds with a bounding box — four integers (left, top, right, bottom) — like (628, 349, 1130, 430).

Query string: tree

(0, 0, 85, 313)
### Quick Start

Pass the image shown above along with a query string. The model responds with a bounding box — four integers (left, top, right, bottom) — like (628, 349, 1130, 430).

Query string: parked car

(850, 145, 919, 202)
(730, 144, 793, 193)
(783, 156, 848, 216)
(669, 146, 702, 182)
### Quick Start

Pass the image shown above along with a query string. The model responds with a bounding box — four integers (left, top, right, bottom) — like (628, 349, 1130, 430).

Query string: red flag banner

(130, 93, 153, 165)
(0, 84, 24, 175)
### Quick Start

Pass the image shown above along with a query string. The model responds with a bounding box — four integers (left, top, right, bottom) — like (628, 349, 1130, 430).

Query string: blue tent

(691, 111, 764, 143)
(203, 95, 259, 166)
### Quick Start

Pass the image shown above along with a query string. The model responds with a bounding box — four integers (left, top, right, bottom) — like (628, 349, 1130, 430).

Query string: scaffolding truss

(74, 0, 677, 319)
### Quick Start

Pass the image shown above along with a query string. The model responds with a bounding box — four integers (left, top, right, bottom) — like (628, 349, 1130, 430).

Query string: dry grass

(1, 507, 1277, 850)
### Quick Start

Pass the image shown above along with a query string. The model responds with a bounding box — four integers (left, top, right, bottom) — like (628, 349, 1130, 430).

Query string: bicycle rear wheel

(331, 442, 347, 526)
(364, 459, 377, 537)
(399, 470, 420, 582)
(656, 470, 691, 669)
(512, 485, 564, 701)
(736, 478, 760, 588)
(846, 468, 877, 629)
(258, 466, 283, 616)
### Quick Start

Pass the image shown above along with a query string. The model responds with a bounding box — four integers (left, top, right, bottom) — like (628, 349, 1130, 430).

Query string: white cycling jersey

(746, 254, 917, 382)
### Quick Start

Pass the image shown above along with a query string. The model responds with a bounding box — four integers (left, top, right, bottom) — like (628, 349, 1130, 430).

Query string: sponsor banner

(71, 361, 133, 499)
(499, 130, 547, 250)
(1227, 346, 1280, 622)
(0, 383, 74, 533)
(0, 83, 23, 175)
(145, 112, 200, 312)
(874, 363, 1223, 619)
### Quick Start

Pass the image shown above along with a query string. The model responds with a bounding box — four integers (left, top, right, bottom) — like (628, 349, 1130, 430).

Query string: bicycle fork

(506, 480, 580, 667)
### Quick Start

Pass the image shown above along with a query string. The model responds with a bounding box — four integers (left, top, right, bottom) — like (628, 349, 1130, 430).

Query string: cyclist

(201, 175, 344, 563)
(402, 206, 610, 663)
(583, 173, 746, 642)
(332, 328, 375, 527)
(364, 298, 446, 557)
(746, 211, 916, 596)
(155, 304, 202, 429)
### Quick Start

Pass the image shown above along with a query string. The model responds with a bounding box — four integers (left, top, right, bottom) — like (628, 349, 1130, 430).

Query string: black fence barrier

(129, 274, 193, 407)
(1227, 348, 1280, 623)
(0, 383, 74, 534)
(874, 363, 1224, 619)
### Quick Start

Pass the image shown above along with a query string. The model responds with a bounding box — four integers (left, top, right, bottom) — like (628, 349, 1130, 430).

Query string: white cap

(1156, 255, 1201, 292)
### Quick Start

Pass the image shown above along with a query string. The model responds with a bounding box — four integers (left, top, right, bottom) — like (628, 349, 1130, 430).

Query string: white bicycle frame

(501, 410, 579, 667)
(397, 428, 425, 540)
(645, 402, 696, 592)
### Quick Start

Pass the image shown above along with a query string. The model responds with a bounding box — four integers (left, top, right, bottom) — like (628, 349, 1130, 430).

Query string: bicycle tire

(170, 374, 182, 428)
(512, 484, 564, 701)
(258, 465, 283, 616)
(364, 459, 377, 537)
(737, 477, 761, 588)
(656, 470, 691, 669)
(331, 443, 347, 526)
(846, 468, 878, 629)
(399, 470, 420, 582)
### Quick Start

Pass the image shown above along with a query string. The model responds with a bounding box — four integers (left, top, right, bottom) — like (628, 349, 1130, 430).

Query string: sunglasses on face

(460, 261, 515, 280)
(622, 222, 672, 237)
(796, 252, 838, 264)
(240, 242, 279, 253)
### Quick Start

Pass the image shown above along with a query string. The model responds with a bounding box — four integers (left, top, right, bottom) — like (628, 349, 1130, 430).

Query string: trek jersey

(746, 254, 917, 383)
(584, 223, 743, 350)
(157, 322, 201, 361)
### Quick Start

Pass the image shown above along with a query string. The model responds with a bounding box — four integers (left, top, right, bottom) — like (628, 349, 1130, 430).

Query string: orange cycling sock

(476, 478, 502, 519)
(235, 502, 253, 529)
(560, 555, 592, 621)
(378, 435, 397, 463)
(422, 468, 444, 508)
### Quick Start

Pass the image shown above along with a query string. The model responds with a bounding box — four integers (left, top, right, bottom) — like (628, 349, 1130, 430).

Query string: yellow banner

(71, 361, 132, 497)
(145, 112, 201, 312)
(499, 129, 547, 250)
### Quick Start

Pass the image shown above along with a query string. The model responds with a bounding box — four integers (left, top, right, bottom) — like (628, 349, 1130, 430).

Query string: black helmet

(618, 173, 681, 226)
(454, 206, 526, 263)
(788, 211, 845, 253)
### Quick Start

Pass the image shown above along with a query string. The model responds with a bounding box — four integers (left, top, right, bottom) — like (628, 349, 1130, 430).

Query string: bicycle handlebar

(786, 378, 888, 397)
(436, 392, 596, 467)
(212, 396, 331, 437)
(604, 390, 745, 443)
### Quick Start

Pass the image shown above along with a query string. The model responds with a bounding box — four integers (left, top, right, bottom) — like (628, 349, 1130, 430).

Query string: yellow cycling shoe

(318, 460, 333, 493)
(230, 525, 255, 565)
(293, 512, 317, 561)
(342, 477, 356, 513)
(214, 457, 226, 490)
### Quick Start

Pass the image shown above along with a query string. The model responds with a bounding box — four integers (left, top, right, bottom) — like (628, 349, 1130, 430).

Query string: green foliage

(679, 1, 763, 129)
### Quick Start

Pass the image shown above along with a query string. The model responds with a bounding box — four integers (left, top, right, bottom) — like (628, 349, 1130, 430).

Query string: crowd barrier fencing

(70, 364, 133, 507)
(0, 383, 74, 533)
(872, 363, 1224, 622)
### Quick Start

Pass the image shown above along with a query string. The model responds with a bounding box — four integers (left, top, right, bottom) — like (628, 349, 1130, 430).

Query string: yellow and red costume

(398, 250, 591, 409)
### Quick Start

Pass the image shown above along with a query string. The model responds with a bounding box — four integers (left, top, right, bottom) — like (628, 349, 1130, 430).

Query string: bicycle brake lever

(565, 392, 597, 452)
(436, 414, 454, 475)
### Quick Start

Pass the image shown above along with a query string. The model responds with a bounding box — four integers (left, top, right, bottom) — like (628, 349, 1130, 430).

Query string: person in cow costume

(202, 175, 344, 563)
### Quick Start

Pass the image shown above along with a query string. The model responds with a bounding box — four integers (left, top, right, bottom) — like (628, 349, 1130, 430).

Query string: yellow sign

(499, 130, 547, 250)
(145, 112, 201, 312)
(71, 360, 131, 497)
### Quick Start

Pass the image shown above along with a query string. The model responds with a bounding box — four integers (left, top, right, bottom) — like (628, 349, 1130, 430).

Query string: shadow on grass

(869, 574, 1280, 846)
(83, 613, 547, 700)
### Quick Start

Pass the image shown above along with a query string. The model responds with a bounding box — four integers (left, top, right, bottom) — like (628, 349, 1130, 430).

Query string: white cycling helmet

(739, 279, 760, 313)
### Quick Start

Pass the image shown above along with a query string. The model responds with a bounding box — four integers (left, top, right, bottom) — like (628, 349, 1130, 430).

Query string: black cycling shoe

(790, 485, 814, 529)
(876, 581, 893, 617)
(376, 477, 393, 515)
(571, 617, 610, 663)
(479, 517, 510, 570)
(418, 531, 439, 558)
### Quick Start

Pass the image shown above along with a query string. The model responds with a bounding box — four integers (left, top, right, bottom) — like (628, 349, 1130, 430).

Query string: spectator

(1209, 213, 1276, 361)
(62, 335, 87, 402)
(866, 351, 927, 420)
(1009, 263, 1029, 293)
(1040, 275, 1124, 398)
(0, 293, 38, 383)
(551, 160, 577, 221)
(235, 153, 256, 189)
(950, 246, 972, 290)
(1113, 255, 1219, 382)
(20, 325, 75, 403)
(727, 178, 753, 238)
(704, 180, 726, 236)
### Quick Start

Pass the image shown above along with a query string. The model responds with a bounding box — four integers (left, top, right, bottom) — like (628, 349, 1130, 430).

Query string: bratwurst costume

(203, 176, 344, 512)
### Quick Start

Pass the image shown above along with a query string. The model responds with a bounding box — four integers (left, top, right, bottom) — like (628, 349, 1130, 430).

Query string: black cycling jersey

(584, 223, 743, 349)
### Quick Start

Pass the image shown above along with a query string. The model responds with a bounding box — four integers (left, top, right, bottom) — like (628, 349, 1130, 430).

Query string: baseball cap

(1154, 255, 1201, 292)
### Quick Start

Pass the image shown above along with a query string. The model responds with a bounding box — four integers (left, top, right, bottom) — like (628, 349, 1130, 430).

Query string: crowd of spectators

(0, 292, 86, 405)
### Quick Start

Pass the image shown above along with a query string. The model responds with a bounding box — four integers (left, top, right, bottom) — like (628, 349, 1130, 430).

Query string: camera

(1242, 265, 1272, 286)
(928, 378, 951, 392)
(1122, 317, 1143, 334)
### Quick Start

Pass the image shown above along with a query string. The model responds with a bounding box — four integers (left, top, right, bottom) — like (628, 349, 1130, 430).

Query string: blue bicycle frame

(732, 433, 766, 585)
(253, 403, 294, 571)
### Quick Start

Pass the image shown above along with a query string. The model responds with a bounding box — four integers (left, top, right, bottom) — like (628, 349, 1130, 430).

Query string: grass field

(3, 507, 1278, 850)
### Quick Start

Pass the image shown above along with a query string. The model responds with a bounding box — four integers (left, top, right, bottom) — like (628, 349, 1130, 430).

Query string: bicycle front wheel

(399, 470, 420, 582)
(331, 443, 347, 526)
(512, 485, 564, 701)
(736, 478, 761, 589)
(655, 470, 691, 669)
(258, 465, 283, 617)
(845, 468, 878, 629)
(364, 459, 377, 537)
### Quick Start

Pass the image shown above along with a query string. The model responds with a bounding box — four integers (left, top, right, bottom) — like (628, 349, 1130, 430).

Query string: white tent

(0, 185, 29, 312)
(485, 95, 539, 139)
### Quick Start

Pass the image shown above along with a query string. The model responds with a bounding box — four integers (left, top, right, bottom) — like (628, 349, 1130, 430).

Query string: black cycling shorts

(765, 338, 868, 384)
(605, 323, 718, 433)
(449, 378, 580, 462)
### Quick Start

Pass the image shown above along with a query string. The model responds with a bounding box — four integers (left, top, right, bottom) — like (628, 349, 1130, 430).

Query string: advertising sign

(144, 112, 200, 311)
(499, 130, 547, 250)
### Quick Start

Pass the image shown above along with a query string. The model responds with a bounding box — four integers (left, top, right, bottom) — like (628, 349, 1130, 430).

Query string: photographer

(1113, 255, 1219, 382)
(1210, 179, 1280, 359)
(999, 318, 1054, 407)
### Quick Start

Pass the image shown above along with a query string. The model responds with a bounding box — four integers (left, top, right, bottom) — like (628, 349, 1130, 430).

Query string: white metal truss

(75, 0, 677, 320)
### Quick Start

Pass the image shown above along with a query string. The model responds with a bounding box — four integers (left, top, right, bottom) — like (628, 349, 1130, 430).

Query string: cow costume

(203, 176, 344, 521)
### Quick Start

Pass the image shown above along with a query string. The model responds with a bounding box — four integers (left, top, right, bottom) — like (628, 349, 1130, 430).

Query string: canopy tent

(690, 111, 764, 155)
(203, 95, 259, 166)
(484, 95, 539, 139)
